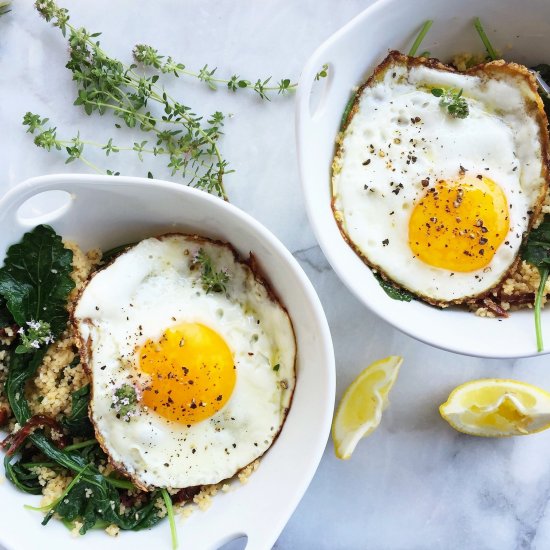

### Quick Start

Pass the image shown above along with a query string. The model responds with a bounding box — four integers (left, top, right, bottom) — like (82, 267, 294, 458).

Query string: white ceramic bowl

(0, 174, 335, 550)
(296, 0, 550, 358)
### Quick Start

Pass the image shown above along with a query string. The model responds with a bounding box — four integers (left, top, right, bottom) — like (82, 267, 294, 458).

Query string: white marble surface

(2, 1, 550, 549)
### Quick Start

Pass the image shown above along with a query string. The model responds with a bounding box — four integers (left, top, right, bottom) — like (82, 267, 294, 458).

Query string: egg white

(332, 54, 548, 303)
(73, 235, 296, 489)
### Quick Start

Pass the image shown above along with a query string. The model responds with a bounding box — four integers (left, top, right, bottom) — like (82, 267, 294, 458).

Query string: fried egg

(332, 52, 549, 304)
(73, 235, 296, 490)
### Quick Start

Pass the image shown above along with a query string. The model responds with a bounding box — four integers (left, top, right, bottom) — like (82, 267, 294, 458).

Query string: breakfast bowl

(296, 0, 550, 358)
(0, 174, 335, 550)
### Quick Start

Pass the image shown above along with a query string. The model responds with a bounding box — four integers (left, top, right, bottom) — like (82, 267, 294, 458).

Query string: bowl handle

(0, 177, 79, 230)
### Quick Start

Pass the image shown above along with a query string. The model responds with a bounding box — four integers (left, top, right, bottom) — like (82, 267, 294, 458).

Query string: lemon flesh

(332, 356, 403, 459)
(440, 378, 550, 437)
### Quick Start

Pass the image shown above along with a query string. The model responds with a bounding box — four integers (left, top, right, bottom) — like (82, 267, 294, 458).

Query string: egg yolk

(139, 323, 235, 425)
(408, 176, 509, 272)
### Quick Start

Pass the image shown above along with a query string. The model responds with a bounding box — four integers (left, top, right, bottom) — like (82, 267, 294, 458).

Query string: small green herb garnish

(408, 20, 433, 57)
(273, 363, 280, 372)
(522, 215, 550, 352)
(374, 273, 414, 302)
(315, 63, 329, 81)
(15, 320, 54, 355)
(194, 249, 230, 294)
(112, 383, 138, 421)
(431, 88, 469, 119)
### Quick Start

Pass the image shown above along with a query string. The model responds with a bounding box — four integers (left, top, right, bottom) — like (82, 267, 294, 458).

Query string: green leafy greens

(0, 226, 175, 546)
(0, 224, 75, 338)
(374, 273, 414, 302)
(61, 383, 94, 437)
(522, 216, 550, 352)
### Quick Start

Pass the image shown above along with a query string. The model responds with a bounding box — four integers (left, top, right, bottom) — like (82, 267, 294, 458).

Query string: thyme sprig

(23, 112, 229, 184)
(16, 320, 54, 355)
(34, 0, 229, 197)
(431, 88, 469, 119)
(315, 63, 329, 81)
(193, 249, 230, 294)
(133, 44, 296, 100)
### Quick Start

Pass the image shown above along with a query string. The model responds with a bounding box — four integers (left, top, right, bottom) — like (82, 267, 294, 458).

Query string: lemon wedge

(332, 355, 403, 459)
(440, 379, 550, 437)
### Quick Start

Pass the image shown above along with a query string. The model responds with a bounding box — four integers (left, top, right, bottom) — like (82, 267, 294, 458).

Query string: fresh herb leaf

(0, 224, 74, 338)
(431, 88, 469, 119)
(194, 249, 230, 294)
(408, 20, 433, 57)
(522, 215, 550, 351)
(315, 63, 329, 81)
(61, 384, 94, 437)
(374, 273, 414, 302)
(273, 363, 280, 372)
(474, 17, 498, 61)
